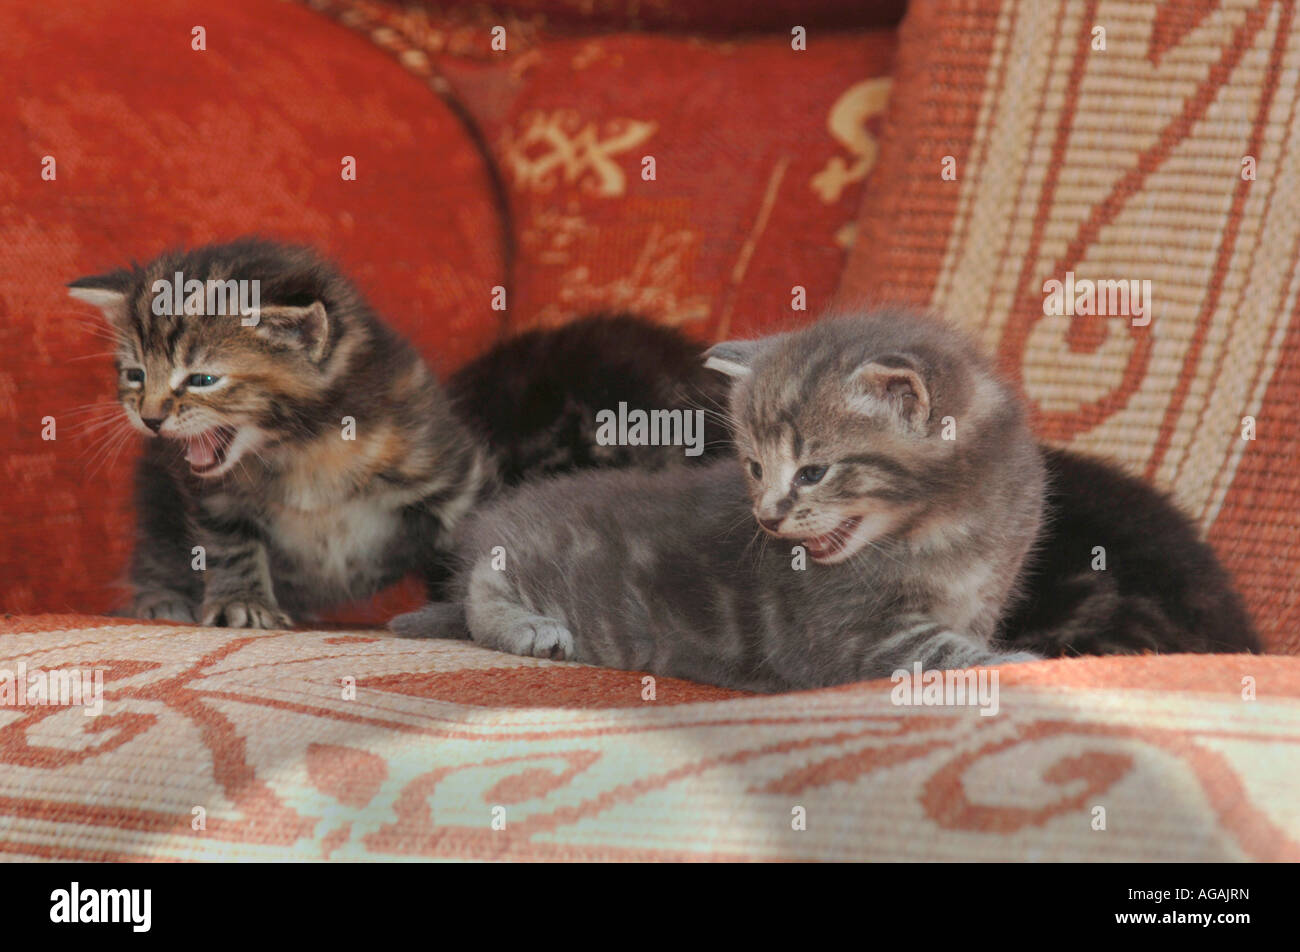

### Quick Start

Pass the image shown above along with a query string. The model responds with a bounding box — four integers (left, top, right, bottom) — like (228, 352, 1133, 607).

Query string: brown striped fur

(70, 239, 491, 626)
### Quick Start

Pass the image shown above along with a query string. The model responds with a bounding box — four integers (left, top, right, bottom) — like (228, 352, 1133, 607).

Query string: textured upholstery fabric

(837, 0, 1300, 653)
(402, 0, 908, 31)
(1, 616, 1293, 861)
(313, 0, 898, 334)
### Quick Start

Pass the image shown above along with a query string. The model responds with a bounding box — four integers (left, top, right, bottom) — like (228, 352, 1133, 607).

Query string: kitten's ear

(703, 339, 764, 379)
(251, 301, 329, 362)
(851, 354, 932, 433)
(67, 269, 133, 328)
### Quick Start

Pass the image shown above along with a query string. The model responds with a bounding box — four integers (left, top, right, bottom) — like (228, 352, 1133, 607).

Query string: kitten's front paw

(507, 618, 575, 660)
(128, 590, 197, 623)
(201, 599, 292, 630)
(389, 602, 468, 640)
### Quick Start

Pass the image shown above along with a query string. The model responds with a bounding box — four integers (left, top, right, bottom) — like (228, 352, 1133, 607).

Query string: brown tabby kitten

(70, 239, 492, 626)
(70, 240, 725, 627)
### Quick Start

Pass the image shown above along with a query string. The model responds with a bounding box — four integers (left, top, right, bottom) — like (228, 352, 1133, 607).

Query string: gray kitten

(392, 310, 1046, 691)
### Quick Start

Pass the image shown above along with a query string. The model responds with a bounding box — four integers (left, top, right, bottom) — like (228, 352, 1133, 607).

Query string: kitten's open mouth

(801, 517, 863, 561)
(183, 426, 237, 475)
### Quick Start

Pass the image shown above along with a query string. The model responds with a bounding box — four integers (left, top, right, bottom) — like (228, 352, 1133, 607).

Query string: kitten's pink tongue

(185, 438, 217, 469)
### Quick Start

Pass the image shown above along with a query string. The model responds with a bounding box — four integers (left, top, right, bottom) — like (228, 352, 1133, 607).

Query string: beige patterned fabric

(839, 0, 1300, 652)
(1, 618, 1294, 860)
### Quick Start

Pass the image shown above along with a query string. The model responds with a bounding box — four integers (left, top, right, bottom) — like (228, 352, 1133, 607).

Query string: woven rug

(838, 0, 1300, 653)
(1, 616, 1295, 860)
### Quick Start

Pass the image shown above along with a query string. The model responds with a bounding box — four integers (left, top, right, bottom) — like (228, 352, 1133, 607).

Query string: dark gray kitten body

(1000, 446, 1259, 656)
(394, 311, 1046, 691)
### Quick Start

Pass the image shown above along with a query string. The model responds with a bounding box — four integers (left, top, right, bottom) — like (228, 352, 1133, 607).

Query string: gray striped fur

(393, 311, 1046, 691)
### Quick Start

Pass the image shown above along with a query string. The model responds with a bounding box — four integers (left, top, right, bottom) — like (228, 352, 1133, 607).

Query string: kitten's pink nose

(757, 516, 783, 533)
(141, 417, 165, 434)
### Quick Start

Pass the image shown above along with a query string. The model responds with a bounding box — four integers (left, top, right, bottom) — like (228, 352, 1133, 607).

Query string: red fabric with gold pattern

(497, 31, 896, 339)
(310, 1, 896, 339)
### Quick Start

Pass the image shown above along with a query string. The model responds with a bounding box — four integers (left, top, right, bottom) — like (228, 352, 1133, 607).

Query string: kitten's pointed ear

(250, 301, 329, 362)
(851, 354, 932, 433)
(703, 339, 763, 379)
(68, 269, 133, 328)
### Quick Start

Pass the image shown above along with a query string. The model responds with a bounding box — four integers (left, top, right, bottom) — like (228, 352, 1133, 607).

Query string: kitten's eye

(123, 368, 144, 385)
(796, 465, 828, 486)
(748, 460, 763, 480)
(186, 373, 221, 389)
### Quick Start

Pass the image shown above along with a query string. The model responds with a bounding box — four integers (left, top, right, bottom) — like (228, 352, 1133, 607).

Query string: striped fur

(393, 311, 1046, 691)
(71, 239, 491, 626)
(72, 242, 732, 628)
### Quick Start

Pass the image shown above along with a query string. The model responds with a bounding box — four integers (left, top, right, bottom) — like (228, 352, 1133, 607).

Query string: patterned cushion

(838, 0, 1300, 653)
(320, 0, 898, 338)
(1, 616, 1292, 860)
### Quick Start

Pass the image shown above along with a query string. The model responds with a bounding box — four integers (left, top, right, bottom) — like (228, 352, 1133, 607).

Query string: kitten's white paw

(201, 599, 292, 630)
(129, 591, 197, 623)
(509, 619, 574, 660)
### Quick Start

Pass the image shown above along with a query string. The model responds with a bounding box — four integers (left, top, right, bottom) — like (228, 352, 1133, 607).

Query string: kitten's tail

(389, 601, 469, 640)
